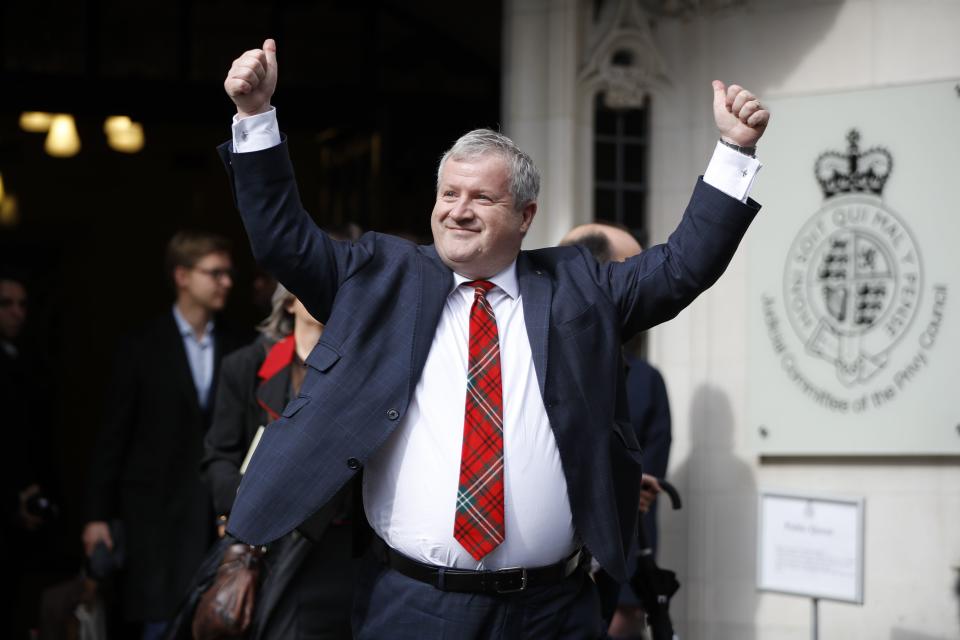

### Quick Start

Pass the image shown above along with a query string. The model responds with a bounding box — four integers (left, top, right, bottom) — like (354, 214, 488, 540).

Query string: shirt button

(386, 408, 400, 420)
(346, 457, 362, 470)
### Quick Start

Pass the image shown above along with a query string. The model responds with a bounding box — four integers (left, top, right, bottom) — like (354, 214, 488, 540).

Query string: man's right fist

(224, 38, 278, 119)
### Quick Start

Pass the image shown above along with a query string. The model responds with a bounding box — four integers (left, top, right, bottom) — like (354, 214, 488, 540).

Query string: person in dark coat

(626, 357, 671, 556)
(0, 273, 46, 542)
(1, 272, 70, 637)
(82, 231, 247, 639)
(198, 283, 355, 638)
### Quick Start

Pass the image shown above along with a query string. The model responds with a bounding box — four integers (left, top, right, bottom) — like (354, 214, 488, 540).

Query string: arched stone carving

(579, 0, 667, 109)
(639, 0, 745, 19)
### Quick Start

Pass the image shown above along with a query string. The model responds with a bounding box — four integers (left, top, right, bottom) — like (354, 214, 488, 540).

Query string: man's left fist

(712, 80, 770, 148)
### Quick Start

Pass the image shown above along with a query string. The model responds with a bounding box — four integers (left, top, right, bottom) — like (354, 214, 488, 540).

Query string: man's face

(0, 280, 27, 341)
(175, 251, 233, 312)
(431, 154, 536, 280)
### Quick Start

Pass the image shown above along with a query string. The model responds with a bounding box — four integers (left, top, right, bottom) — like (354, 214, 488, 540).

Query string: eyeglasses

(0, 297, 27, 309)
(193, 266, 235, 281)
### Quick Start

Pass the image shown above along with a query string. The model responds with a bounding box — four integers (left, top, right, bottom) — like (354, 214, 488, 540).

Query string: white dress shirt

(231, 107, 761, 568)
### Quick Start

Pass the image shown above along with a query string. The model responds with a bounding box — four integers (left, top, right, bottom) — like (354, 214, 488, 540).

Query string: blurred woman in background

(198, 283, 355, 639)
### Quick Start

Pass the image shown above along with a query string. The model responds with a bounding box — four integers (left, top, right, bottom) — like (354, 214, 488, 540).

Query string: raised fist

(225, 38, 278, 118)
(712, 80, 770, 148)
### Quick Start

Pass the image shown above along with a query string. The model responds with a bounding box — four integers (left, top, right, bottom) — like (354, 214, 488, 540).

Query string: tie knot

(467, 280, 495, 297)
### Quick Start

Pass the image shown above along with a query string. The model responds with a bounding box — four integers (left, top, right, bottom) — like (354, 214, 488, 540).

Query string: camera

(25, 492, 60, 522)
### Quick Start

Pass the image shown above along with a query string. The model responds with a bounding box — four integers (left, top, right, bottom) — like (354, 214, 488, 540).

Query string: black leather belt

(384, 544, 583, 594)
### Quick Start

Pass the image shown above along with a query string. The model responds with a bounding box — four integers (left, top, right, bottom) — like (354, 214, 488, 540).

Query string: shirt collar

(451, 259, 519, 300)
(172, 304, 215, 343)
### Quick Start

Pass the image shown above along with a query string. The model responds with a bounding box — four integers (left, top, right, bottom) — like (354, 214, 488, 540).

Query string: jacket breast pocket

(305, 341, 341, 373)
(555, 302, 598, 337)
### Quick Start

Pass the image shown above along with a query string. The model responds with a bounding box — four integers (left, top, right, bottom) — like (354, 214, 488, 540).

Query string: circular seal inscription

(783, 194, 922, 386)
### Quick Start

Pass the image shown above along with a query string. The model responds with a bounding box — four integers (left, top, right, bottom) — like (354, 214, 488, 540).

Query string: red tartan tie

(454, 280, 505, 560)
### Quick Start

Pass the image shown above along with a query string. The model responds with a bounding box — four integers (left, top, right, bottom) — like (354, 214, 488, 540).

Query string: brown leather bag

(192, 543, 265, 640)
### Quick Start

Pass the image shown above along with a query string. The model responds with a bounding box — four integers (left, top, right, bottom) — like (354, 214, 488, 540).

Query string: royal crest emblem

(783, 131, 922, 386)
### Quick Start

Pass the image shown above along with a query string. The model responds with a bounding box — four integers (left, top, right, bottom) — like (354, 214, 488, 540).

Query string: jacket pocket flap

(611, 419, 642, 451)
(282, 394, 311, 418)
(305, 342, 341, 372)
(555, 302, 597, 335)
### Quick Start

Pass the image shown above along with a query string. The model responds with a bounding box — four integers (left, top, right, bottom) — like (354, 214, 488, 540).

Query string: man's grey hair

(257, 282, 296, 342)
(437, 128, 540, 210)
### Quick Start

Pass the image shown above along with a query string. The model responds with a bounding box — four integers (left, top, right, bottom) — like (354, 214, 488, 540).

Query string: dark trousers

(351, 551, 604, 639)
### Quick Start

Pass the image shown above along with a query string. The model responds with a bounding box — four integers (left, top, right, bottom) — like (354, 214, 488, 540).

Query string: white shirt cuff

(702, 141, 762, 203)
(231, 107, 281, 153)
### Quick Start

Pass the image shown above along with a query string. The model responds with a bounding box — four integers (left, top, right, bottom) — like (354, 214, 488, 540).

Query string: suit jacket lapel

(410, 246, 455, 400)
(164, 311, 203, 416)
(517, 253, 552, 398)
(212, 326, 223, 398)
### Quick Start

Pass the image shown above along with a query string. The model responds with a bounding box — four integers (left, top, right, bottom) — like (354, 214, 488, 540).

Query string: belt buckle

(492, 566, 528, 593)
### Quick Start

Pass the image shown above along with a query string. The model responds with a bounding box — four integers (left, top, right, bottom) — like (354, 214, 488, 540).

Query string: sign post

(811, 598, 819, 640)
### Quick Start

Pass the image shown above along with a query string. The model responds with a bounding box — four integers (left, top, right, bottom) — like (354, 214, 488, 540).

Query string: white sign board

(757, 491, 864, 604)
(747, 79, 960, 455)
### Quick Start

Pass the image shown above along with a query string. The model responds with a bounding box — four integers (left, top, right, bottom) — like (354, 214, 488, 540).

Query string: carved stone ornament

(638, 0, 745, 19)
(579, 0, 668, 109)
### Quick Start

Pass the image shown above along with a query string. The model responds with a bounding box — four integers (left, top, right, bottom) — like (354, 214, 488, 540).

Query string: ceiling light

(0, 195, 18, 227)
(104, 115, 145, 153)
(104, 115, 132, 136)
(44, 114, 81, 157)
(19, 111, 54, 133)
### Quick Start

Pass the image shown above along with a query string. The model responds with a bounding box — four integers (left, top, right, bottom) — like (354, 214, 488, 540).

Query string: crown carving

(814, 129, 893, 198)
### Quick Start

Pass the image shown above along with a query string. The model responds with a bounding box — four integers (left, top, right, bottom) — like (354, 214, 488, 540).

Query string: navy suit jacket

(218, 140, 759, 582)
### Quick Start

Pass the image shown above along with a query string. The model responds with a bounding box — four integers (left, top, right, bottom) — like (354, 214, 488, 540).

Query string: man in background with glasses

(82, 231, 247, 640)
